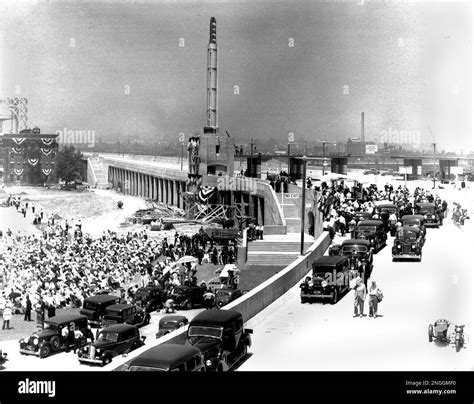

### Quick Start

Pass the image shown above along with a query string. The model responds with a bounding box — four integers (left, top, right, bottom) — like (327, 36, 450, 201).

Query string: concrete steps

(88, 158, 109, 188)
(246, 240, 313, 266)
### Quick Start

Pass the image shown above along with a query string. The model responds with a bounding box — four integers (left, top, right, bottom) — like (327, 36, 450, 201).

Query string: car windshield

(313, 267, 335, 276)
(188, 326, 223, 339)
(129, 366, 167, 372)
(160, 321, 178, 328)
(43, 323, 58, 331)
(404, 220, 421, 226)
(357, 227, 377, 233)
(419, 205, 434, 212)
(216, 291, 231, 297)
(84, 301, 102, 310)
(98, 331, 119, 342)
(342, 246, 367, 255)
(397, 230, 418, 239)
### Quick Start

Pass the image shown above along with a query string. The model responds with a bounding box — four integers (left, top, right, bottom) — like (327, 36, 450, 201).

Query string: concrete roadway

(239, 219, 473, 371)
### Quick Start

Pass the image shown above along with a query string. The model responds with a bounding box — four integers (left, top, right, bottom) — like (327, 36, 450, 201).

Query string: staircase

(88, 158, 109, 188)
(246, 240, 313, 266)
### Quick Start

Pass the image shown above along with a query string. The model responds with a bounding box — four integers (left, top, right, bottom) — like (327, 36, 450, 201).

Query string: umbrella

(176, 255, 198, 264)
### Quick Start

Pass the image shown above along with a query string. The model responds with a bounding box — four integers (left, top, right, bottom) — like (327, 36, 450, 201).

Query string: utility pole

(432, 142, 437, 189)
(300, 156, 307, 255)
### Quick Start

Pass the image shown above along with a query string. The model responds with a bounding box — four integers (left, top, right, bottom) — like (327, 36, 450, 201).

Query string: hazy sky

(0, 0, 471, 150)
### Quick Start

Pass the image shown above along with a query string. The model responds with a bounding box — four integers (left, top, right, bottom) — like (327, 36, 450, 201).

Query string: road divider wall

(108, 231, 331, 371)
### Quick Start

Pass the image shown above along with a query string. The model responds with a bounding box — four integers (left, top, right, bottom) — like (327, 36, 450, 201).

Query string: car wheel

(50, 336, 61, 350)
(455, 340, 462, 352)
(39, 344, 51, 359)
(428, 324, 433, 342)
(185, 301, 193, 310)
(217, 301, 224, 309)
(102, 354, 112, 366)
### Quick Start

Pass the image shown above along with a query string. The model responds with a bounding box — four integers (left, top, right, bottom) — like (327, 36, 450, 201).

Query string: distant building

(0, 127, 59, 185)
(346, 138, 376, 156)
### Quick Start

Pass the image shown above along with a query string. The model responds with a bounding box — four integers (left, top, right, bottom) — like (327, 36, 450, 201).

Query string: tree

(56, 146, 84, 184)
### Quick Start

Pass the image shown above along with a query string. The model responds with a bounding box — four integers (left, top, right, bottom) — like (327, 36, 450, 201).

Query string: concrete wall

(107, 231, 331, 371)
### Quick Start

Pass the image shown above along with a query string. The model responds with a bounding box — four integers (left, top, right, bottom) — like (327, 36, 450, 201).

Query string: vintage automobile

(354, 220, 387, 253)
(415, 202, 442, 227)
(126, 344, 205, 372)
(134, 286, 164, 313)
(392, 226, 423, 261)
(169, 285, 206, 310)
(215, 288, 244, 308)
(363, 168, 379, 175)
(80, 294, 122, 327)
(186, 309, 252, 371)
(156, 315, 189, 338)
(0, 348, 7, 366)
(300, 256, 351, 304)
(78, 324, 145, 366)
(376, 202, 398, 233)
(428, 319, 466, 352)
(402, 214, 427, 242)
(19, 313, 89, 358)
(340, 239, 373, 283)
(101, 304, 150, 328)
(353, 211, 373, 223)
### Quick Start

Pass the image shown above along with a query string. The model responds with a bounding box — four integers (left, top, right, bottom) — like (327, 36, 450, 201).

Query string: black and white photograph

(0, 0, 472, 401)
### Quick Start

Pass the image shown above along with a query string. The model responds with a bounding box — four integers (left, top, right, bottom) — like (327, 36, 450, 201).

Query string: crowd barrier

(107, 231, 331, 371)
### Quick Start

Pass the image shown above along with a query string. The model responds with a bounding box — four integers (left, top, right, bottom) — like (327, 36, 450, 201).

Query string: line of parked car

(300, 201, 442, 304)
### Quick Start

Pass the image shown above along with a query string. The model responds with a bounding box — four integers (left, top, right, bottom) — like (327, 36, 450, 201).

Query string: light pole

(287, 143, 291, 175)
(432, 143, 437, 189)
(300, 156, 307, 255)
(322, 142, 326, 176)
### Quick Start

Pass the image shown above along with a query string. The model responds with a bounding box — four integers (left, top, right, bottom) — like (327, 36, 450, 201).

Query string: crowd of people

(316, 180, 448, 239)
(0, 194, 239, 329)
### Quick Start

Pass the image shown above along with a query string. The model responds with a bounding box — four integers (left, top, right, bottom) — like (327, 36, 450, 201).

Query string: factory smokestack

(361, 112, 365, 143)
(206, 17, 218, 128)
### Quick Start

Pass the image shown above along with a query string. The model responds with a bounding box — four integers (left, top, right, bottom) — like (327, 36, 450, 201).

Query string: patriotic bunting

(41, 147, 52, 156)
(12, 147, 25, 154)
(28, 158, 39, 166)
(42, 168, 52, 176)
(12, 137, 25, 145)
(198, 186, 217, 203)
(14, 168, 24, 176)
(41, 138, 54, 145)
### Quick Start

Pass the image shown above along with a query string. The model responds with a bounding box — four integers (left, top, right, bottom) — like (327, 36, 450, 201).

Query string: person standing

(353, 277, 367, 318)
(203, 289, 215, 310)
(73, 328, 84, 353)
(368, 280, 383, 319)
(24, 295, 32, 321)
(2, 304, 12, 330)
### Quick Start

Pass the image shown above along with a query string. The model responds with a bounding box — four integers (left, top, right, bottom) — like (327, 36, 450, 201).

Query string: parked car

(134, 286, 164, 313)
(415, 202, 441, 227)
(156, 315, 189, 338)
(300, 256, 351, 304)
(375, 201, 399, 233)
(78, 324, 145, 366)
(0, 349, 7, 366)
(80, 294, 122, 327)
(215, 288, 244, 308)
(102, 304, 150, 328)
(392, 226, 423, 262)
(402, 214, 427, 242)
(169, 285, 206, 310)
(186, 309, 252, 371)
(353, 211, 373, 223)
(19, 313, 89, 358)
(126, 344, 205, 372)
(340, 239, 373, 284)
(354, 220, 387, 253)
(363, 168, 379, 175)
